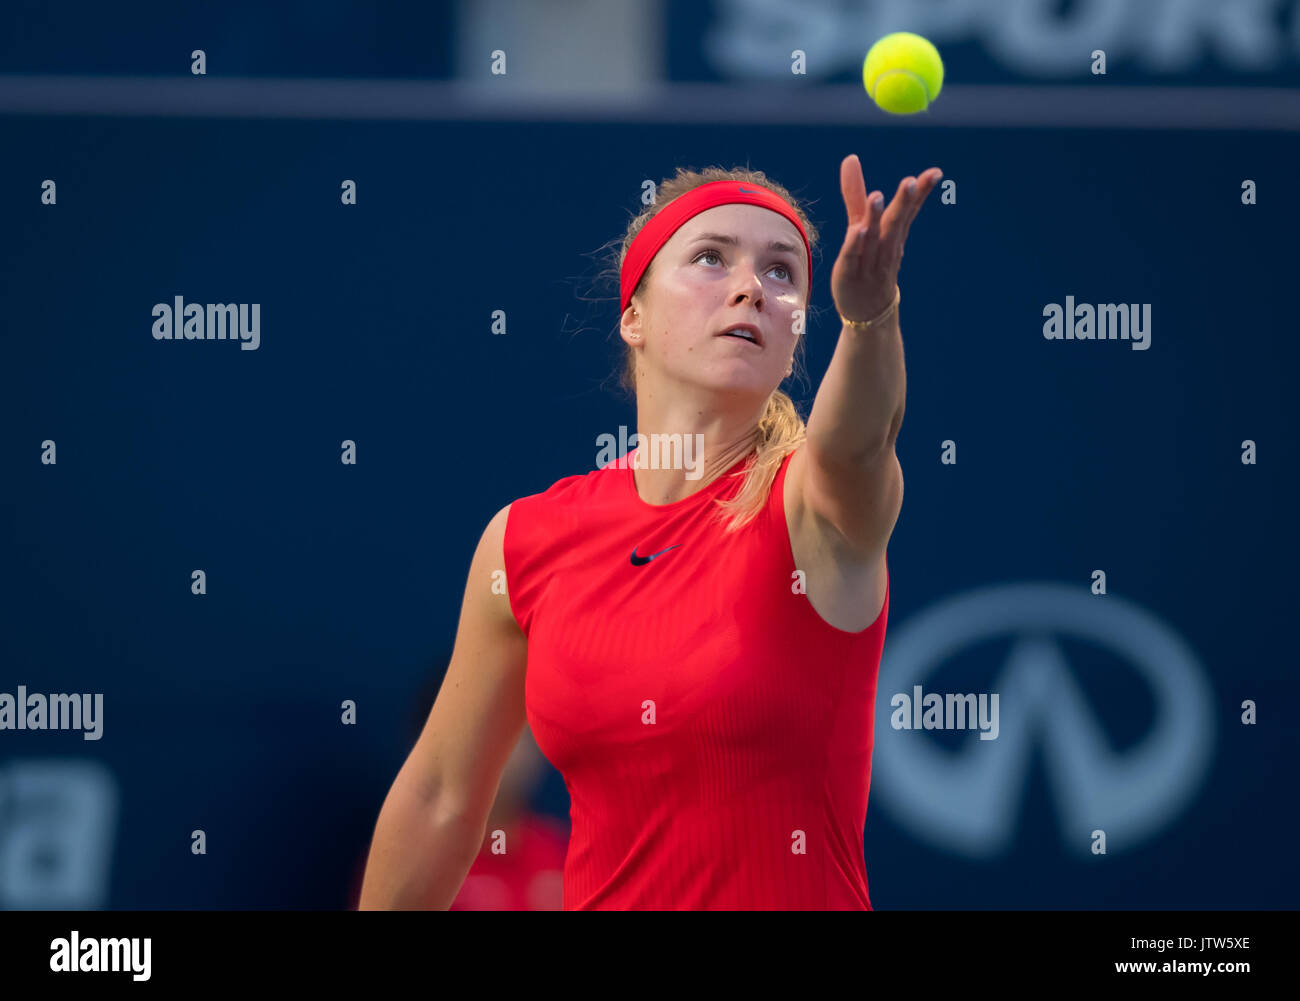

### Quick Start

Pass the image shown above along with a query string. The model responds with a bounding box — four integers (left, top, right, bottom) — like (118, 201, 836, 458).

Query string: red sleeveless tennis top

(503, 444, 889, 910)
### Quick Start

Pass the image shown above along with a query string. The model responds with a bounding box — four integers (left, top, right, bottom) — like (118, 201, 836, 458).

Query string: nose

(732, 269, 765, 308)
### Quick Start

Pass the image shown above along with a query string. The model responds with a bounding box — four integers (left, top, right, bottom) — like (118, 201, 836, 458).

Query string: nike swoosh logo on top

(630, 544, 681, 566)
(737, 186, 759, 193)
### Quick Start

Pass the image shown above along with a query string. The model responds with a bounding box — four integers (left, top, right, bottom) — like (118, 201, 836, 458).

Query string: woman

(359, 155, 942, 910)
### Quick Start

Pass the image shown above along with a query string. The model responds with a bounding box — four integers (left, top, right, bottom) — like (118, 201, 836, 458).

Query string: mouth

(716, 324, 763, 347)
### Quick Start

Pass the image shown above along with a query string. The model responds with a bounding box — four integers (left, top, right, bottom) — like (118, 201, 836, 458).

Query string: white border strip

(0, 77, 1297, 130)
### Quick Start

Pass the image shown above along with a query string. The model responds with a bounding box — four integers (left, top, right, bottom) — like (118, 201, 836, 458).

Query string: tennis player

(360, 155, 942, 910)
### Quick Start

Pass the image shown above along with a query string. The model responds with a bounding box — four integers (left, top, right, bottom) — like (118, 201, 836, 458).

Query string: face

(623, 203, 807, 394)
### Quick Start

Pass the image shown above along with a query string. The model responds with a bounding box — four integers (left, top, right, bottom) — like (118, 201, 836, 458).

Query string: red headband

(620, 180, 811, 315)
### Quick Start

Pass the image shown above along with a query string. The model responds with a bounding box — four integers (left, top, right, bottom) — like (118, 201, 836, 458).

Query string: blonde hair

(611, 166, 822, 534)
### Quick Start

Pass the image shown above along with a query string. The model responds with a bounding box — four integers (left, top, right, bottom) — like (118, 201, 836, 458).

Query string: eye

(694, 249, 794, 282)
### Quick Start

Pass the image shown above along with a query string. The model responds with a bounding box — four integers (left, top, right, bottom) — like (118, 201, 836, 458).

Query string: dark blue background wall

(1, 105, 1296, 908)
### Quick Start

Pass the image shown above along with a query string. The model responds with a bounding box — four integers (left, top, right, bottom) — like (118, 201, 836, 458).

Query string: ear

(621, 303, 643, 344)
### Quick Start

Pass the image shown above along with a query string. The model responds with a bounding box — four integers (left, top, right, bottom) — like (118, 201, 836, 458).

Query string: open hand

(831, 154, 942, 323)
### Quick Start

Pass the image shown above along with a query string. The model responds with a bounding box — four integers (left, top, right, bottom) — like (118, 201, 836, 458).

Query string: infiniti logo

(873, 583, 1215, 858)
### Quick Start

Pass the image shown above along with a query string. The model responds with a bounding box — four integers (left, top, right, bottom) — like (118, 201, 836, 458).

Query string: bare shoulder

(484, 501, 512, 549)
(783, 445, 888, 633)
(474, 502, 522, 634)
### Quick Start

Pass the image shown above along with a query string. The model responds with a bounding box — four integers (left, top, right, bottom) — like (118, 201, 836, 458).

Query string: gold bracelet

(839, 286, 901, 330)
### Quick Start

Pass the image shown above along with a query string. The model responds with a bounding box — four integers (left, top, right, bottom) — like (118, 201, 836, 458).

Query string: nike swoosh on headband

(630, 544, 681, 566)
(737, 186, 760, 193)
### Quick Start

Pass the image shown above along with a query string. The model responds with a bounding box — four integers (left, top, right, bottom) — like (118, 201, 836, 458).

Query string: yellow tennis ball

(863, 32, 944, 114)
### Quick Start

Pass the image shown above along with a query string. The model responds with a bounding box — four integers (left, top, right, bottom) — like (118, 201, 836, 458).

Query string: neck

(630, 421, 762, 505)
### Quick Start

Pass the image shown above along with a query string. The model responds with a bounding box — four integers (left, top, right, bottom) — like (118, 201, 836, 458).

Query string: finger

(906, 168, 941, 215)
(898, 168, 943, 244)
(845, 189, 884, 259)
(840, 154, 869, 227)
(867, 189, 886, 240)
(878, 176, 914, 249)
(897, 170, 934, 228)
(884, 176, 914, 227)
